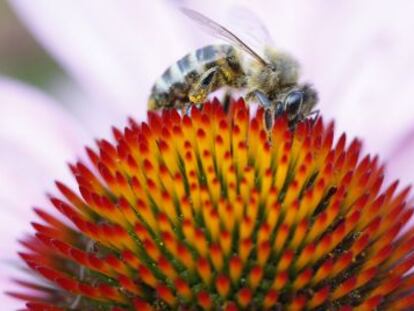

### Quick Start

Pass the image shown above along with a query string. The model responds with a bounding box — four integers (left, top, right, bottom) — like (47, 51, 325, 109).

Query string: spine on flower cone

(9, 98, 414, 310)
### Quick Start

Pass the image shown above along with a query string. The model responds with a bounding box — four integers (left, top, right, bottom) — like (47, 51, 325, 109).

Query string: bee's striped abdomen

(148, 44, 242, 110)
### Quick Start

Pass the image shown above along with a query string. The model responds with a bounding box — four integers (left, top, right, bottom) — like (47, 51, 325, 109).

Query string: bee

(148, 43, 245, 110)
(148, 8, 319, 127)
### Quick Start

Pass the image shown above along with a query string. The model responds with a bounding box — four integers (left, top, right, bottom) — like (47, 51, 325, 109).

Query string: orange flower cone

(10, 98, 414, 310)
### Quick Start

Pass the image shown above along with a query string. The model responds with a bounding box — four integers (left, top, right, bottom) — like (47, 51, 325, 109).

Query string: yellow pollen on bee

(189, 92, 206, 104)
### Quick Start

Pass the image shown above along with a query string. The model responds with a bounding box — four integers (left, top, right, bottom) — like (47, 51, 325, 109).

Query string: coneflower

(10, 99, 414, 310)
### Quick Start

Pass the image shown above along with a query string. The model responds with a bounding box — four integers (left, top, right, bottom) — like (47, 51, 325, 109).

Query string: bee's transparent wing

(226, 6, 274, 53)
(180, 7, 268, 66)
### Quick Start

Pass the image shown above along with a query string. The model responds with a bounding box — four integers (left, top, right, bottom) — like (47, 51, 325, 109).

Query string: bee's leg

(254, 90, 272, 109)
(195, 103, 203, 111)
(255, 90, 276, 130)
(245, 90, 256, 102)
(222, 90, 232, 113)
(288, 115, 300, 130)
(264, 107, 274, 131)
(182, 103, 192, 116)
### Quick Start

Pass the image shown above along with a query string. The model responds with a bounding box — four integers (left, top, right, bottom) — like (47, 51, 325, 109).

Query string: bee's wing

(226, 6, 274, 52)
(181, 7, 268, 66)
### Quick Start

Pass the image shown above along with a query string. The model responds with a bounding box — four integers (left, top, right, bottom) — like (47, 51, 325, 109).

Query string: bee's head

(256, 84, 318, 129)
(283, 84, 318, 121)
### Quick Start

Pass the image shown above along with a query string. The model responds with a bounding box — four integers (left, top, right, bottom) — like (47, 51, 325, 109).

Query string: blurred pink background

(1, 0, 414, 308)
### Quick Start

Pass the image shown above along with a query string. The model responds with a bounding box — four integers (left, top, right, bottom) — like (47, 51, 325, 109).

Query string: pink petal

(0, 77, 88, 177)
(9, 0, 203, 118)
(0, 199, 35, 309)
(0, 76, 87, 225)
(0, 78, 90, 307)
(0, 280, 24, 310)
(385, 129, 414, 186)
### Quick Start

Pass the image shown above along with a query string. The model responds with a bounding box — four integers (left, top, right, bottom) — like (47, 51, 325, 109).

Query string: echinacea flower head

(10, 98, 414, 310)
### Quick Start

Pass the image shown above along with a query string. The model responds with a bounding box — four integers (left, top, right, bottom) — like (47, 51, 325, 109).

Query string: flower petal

(385, 128, 414, 186)
(0, 77, 90, 307)
(9, 0, 205, 117)
(0, 77, 85, 231)
(0, 77, 88, 182)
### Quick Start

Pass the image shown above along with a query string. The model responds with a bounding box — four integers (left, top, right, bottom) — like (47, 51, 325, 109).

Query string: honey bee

(148, 8, 319, 127)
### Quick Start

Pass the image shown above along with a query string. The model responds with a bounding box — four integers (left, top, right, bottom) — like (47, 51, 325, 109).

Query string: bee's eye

(285, 91, 303, 116)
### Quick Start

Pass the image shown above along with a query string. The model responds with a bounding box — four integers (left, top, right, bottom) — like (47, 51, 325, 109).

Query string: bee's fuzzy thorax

(246, 48, 300, 98)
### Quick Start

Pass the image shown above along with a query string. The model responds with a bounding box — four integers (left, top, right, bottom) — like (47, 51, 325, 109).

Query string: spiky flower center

(13, 99, 414, 310)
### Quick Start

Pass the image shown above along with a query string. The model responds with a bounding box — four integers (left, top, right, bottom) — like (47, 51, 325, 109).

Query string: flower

(9, 99, 414, 310)
(3, 0, 414, 308)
